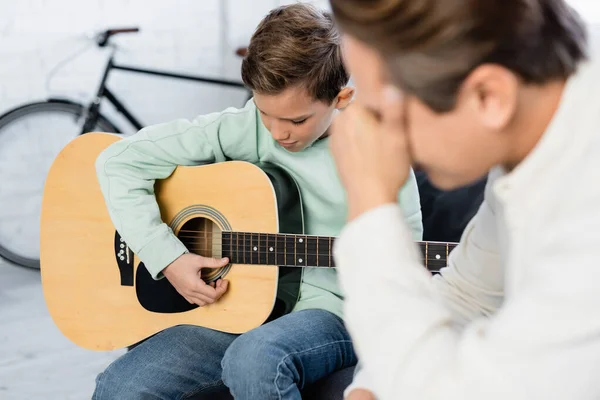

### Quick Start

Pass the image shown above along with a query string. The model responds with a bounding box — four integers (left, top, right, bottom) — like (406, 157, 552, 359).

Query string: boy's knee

(92, 355, 157, 400)
(93, 369, 125, 400)
(221, 332, 289, 392)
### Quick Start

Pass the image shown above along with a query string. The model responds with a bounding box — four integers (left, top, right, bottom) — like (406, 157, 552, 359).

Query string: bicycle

(0, 27, 249, 269)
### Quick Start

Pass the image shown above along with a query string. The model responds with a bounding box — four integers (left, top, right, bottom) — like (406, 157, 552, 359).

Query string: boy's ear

(334, 87, 355, 110)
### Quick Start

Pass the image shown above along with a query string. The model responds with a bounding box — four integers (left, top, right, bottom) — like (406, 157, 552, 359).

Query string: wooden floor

(0, 260, 125, 399)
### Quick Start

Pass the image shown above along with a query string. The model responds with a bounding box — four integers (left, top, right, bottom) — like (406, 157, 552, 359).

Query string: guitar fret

(224, 232, 231, 263)
(259, 233, 267, 265)
(232, 232, 237, 264)
(232, 232, 237, 262)
(222, 232, 231, 261)
(250, 234, 255, 264)
(425, 242, 428, 271)
(446, 244, 449, 264)
(246, 232, 250, 264)
(240, 232, 244, 264)
(306, 236, 318, 267)
(268, 233, 274, 265)
(274, 233, 277, 265)
(276, 233, 286, 266)
(237, 232, 243, 264)
(263, 234, 268, 264)
(329, 237, 332, 268)
(316, 237, 328, 268)
(230, 232, 236, 264)
(305, 236, 308, 266)
(285, 234, 295, 267)
(295, 235, 306, 266)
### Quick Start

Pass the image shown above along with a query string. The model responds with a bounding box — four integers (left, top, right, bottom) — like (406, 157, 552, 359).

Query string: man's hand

(346, 388, 376, 400)
(163, 253, 229, 306)
(330, 86, 411, 221)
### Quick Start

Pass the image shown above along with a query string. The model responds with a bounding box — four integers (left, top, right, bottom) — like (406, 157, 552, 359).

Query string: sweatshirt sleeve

(95, 102, 261, 279)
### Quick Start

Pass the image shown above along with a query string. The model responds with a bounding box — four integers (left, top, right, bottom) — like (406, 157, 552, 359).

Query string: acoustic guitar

(40, 132, 457, 351)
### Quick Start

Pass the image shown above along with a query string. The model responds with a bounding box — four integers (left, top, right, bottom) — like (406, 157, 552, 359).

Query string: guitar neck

(220, 231, 457, 272)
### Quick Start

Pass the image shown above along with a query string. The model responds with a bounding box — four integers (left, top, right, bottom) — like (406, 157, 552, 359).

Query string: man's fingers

(330, 109, 347, 138)
(381, 85, 405, 129)
(346, 389, 376, 400)
(381, 85, 410, 157)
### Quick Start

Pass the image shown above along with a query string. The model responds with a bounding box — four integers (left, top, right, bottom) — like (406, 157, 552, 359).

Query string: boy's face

(254, 85, 354, 152)
(341, 35, 518, 190)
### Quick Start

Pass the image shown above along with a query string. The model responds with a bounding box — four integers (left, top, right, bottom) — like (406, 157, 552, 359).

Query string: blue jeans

(92, 309, 357, 399)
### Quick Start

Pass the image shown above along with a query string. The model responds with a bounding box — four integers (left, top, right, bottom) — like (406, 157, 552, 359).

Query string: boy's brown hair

(329, 0, 588, 112)
(241, 3, 349, 104)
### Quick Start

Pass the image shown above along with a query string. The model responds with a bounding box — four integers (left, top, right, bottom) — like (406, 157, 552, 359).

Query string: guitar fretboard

(220, 232, 457, 272)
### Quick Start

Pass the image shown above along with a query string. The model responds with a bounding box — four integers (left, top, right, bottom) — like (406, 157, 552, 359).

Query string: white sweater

(335, 55, 600, 399)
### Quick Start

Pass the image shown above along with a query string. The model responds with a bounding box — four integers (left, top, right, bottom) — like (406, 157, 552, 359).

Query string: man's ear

(335, 86, 355, 110)
(460, 65, 518, 131)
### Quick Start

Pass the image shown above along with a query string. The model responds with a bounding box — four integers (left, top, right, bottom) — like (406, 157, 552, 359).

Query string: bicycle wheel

(0, 99, 120, 269)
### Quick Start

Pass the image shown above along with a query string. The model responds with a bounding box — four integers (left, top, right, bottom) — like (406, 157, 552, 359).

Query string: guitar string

(177, 229, 457, 245)
(177, 238, 454, 250)
(176, 234, 456, 248)
(177, 237, 453, 252)
(179, 246, 450, 263)
(125, 230, 452, 262)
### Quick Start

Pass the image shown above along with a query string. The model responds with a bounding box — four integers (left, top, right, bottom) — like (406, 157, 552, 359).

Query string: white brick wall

(0, 0, 329, 133)
(0, 0, 594, 133)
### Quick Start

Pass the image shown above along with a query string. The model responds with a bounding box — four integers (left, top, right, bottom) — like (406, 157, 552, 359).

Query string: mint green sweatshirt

(95, 99, 423, 319)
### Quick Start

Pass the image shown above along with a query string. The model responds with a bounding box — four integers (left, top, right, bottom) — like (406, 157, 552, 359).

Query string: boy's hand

(163, 253, 229, 306)
(346, 389, 376, 400)
(329, 86, 411, 221)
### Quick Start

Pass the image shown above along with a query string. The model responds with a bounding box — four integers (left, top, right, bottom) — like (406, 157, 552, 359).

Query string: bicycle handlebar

(97, 27, 140, 47)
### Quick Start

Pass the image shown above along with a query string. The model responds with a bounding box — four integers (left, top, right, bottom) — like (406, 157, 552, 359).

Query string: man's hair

(329, 0, 588, 112)
(241, 3, 349, 104)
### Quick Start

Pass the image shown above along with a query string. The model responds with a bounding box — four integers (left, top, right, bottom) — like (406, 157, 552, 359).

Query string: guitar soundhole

(135, 207, 233, 315)
(177, 217, 231, 283)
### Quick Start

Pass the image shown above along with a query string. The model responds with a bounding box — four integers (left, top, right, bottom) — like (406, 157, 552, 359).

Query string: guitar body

(40, 132, 303, 351)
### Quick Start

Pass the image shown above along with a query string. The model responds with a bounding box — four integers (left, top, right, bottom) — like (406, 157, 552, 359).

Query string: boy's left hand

(329, 87, 412, 221)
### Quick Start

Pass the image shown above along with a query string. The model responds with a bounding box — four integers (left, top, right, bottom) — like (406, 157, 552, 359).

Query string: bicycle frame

(81, 51, 249, 135)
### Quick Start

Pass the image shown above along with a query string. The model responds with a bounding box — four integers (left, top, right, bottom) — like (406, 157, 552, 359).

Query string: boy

(92, 4, 423, 399)
(327, 0, 600, 399)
